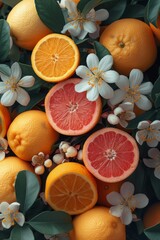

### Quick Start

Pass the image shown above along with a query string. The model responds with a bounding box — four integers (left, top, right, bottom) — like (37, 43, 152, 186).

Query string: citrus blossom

(143, 148, 160, 179)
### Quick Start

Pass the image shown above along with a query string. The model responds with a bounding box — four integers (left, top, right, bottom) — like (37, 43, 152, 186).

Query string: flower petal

(0, 82, 7, 94)
(77, 29, 88, 39)
(75, 79, 91, 92)
(14, 212, 25, 226)
(61, 21, 81, 37)
(103, 70, 119, 83)
(109, 89, 126, 106)
(2, 218, 12, 229)
(148, 148, 160, 160)
(1, 90, 17, 107)
(0, 202, 9, 213)
(65, 0, 77, 15)
(154, 166, 160, 179)
(76, 66, 92, 79)
(0, 73, 10, 82)
(98, 81, 114, 99)
(150, 120, 160, 130)
(137, 121, 150, 129)
(120, 206, 133, 225)
(135, 129, 148, 145)
(136, 95, 152, 111)
(99, 55, 113, 72)
(143, 158, 160, 168)
(132, 194, 149, 208)
(119, 102, 134, 111)
(119, 119, 128, 128)
(109, 205, 124, 217)
(86, 85, 99, 101)
(129, 69, 143, 87)
(139, 82, 153, 94)
(95, 9, 109, 21)
(106, 192, 123, 205)
(16, 87, 30, 106)
(9, 202, 20, 212)
(0, 151, 5, 161)
(116, 75, 129, 90)
(123, 112, 136, 121)
(107, 114, 120, 125)
(83, 21, 97, 33)
(120, 182, 135, 199)
(147, 139, 159, 148)
(18, 76, 35, 88)
(86, 53, 99, 72)
(11, 62, 22, 81)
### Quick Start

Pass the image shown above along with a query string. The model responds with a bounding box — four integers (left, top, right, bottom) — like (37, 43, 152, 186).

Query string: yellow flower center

(125, 85, 140, 103)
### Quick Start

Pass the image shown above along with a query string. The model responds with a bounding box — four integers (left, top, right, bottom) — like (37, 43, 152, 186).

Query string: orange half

(31, 33, 80, 82)
(45, 162, 98, 215)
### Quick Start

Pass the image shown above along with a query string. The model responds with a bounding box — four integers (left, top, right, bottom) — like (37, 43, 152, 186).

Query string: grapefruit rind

(83, 128, 139, 183)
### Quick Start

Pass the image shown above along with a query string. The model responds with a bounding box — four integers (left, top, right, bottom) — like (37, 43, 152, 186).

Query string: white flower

(106, 182, 149, 225)
(143, 148, 160, 179)
(136, 120, 160, 147)
(75, 53, 119, 101)
(58, 0, 66, 8)
(0, 202, 25, 229)
(32, 152, 53, 175)
(0, 62, 35, 107)
(61, 0, 109, 39)
(0, 138, 8, 161)
(109, 69, 153, 111)
(107, 102, 136, 128)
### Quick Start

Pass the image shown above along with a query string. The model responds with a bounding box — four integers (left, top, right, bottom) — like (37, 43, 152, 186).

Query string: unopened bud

(53, 153, 64, 164)
(65, 146, 77, 158)
(114, 107, 124, 116)
(35, 165, 45, 175)
(107, 114, 120, 125)
(77, 150, 83, 161)
(59, 141, 70, 153)
(44, 159, 53, 168)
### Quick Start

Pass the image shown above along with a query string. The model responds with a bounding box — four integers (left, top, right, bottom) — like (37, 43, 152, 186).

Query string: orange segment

(31, 34, 80, 82)
(0, 104, 11, 137)
(45, 162, 98, 215)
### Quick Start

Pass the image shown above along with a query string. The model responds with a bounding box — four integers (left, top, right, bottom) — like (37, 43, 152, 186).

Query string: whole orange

(100, 18, 157, 76)
(69, 206, 126, 240)
(143, 202, 160, 229)
(0, 156, 35, 203)
(7, 110, 59, 161)
(7, 0, 52, 50)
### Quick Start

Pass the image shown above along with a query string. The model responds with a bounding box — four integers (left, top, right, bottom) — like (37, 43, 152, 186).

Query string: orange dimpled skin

(0, 104, 11, 138)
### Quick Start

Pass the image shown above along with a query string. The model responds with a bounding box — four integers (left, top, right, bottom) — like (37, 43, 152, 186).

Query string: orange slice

(0, 104, 11, 137)
(31, 33, 80, 82)
(45, 162, 98, 215)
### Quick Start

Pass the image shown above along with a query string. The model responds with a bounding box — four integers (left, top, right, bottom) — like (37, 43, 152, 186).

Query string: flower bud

(44, 159, 53, 168)
(65, 146, 78, 158)
(107, 114, 120, 125)
(77, 150, 83, 161)
(59, 141, 70, 153)
(53, 153, 64, 164)
(35, 165, 45, 175)
(114, 107, 124, 116)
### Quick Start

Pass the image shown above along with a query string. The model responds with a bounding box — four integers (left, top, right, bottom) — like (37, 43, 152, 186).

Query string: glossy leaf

(94, 41, 110, 59)
(10, 225, 35, 240)
(106, 0, 127, 24)
(150, 170, 160, 200)
(0, 19, 10, 62)
(2, 0, 21, 7)
(15, 170, 40, 214)
(145, 0, 160, 26)
(0, 64, 11, 76)
(28, 211, 73, 235)
(35, 0, 65, 32)
(122, 4, 145, 18)
(0, 229, 11, 240)
(151, 75, 160, 101)
(144, 223, 160, 240)
(78, 0, 112, 14)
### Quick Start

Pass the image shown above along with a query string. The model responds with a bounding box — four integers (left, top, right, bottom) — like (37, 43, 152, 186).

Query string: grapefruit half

(83, 128, 139, 182)
(45, 78, 102, 136)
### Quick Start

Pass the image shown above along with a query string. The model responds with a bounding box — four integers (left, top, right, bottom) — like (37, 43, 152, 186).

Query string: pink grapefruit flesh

(45, 78, 102, 136)
(83, 128, 139, 182)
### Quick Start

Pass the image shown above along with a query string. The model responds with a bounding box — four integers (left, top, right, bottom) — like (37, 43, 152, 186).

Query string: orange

(7, 0, 52, 50)
(7, 110, 59, 161)
(45, 78, 102, 136)
(143, 202, 160, 229)
(96, 179, 123, 207)
(45, 162, 98, 215)
(0, 156, 36, 203)
(100, 18, 157, 76)
(0, 104, 11, 137)
(31, 33, 80, 82)
(69, 206, 126, 240)
(83, 128, 139, 183)
(150, 16, 160, 44)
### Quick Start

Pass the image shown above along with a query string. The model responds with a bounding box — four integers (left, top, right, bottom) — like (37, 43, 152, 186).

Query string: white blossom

(0, 62, 35, 107)
(109, 69, 153, 111)
(106, 182, 149, 225)
(143, 148, 160, 179)
(32, 152, 53, 175)
(75, 53, 119, 101)
(107, 102, 136, 128)
(136, 120, 160, 147)
(0, 138, 8, 161)
(0, 202, 25, 229)
(61, 0, 109, 39)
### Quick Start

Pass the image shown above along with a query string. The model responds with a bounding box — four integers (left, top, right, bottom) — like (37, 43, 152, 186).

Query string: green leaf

(0, 229, 11, 240)
(145, 0, 160, 26)
(2, 0, 21, 7)
(78, 0, 112, 14)
(151, 75, 160, 101)
(105, 0, 127, 24)
(0, 19, 10, 62)
(154, 93, 160, 108)
(122, 4, 145, 18)
(9, 44, 21, 62)
(10, 225, 34, 240)
(94, 41, 110, 60)
(144, 223, 160, 240)
(0, 64, 11, 76)
(15, 170, 40, 214)
(35, 0, 65, 33)
(28, 211, 73, 235)
(150, 170, 160, 200)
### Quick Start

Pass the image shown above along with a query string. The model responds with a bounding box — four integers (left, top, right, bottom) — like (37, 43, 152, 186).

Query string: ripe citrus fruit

(83, 127, 139, 182)
(7, 0, 52, 50)
(100, 18, 157, 76)
(0, 104, 11, 137)
(69, 206, 126, 240)
(45, 78, 102, 136)
(31, 34, 80, 82)
(96, 179, 123, 207)
(143, 202, 160, 229)
(45, 162, 98, 215)
(0, 156, 35, 203)
(7, 110, 59, 161)
(150, 16, 160, 45)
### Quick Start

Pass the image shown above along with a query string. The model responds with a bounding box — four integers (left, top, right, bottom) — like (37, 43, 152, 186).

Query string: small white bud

(65, 146, 78, 158)
(77, 150, 83, 161)
(59, 141, 70, 153)
(44, 159, 53, 168)
(53, 153, 64, 164)
(114, 107, 124, 116)
(107, 114, 120, 125)
(35, 165, 45, 175)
